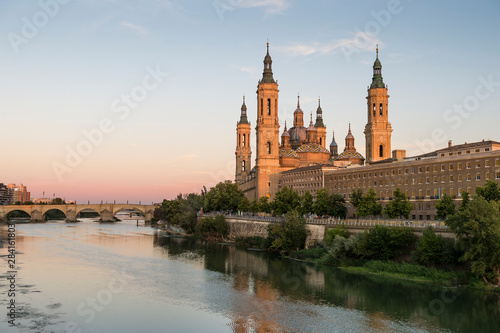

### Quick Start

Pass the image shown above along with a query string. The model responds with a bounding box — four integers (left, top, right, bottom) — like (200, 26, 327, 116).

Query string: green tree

(446, 196, 500, 285)
(356, 188, 383, 217)
(51, 197, 65, 205)
(417, 227, 457, 267)
(459, 191, 470, 211)
(249, 199, 259, 214)
(204, 181, 245, 212)
(312, 188, 330, 216)
(258, 196, 271, 214)
(312, 188, 347, 218)
(350, 189, 363, 208)
(271, 187, 300, 215)
(299, 191, 314, 216)
(195, 214, 229, 240)
(355, 225, 416, 261)
(267, 210, 307, 254)
(238, 196, 250, 212)
(384, 188, 414, 219)
(476, 180, 500, 202)
(435, 194, 456, 220)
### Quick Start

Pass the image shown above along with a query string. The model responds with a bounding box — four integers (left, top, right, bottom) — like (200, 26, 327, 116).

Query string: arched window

(238, 134, 241, 147)
(242, 134, 246, 146)
(267, 142, 271, 154)
(379, 145, 384, 157)
(242, 160, 246, 171)
(319, 138, 322, 146)
(373, 103, 376, 117)
(267, 99, 271, 115)
(379, 103, 383, 116)
(260, 99, 263, 116)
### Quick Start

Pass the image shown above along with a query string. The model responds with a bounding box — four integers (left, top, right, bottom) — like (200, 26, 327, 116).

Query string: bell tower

(235, 95, 251, 183)
(315, 98, 327, 148)
(364, 46, 392, 164)
(255, 42, 280, 198)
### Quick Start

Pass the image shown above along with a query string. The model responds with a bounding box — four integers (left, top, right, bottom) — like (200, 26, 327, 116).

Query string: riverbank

(285, 248, 500, 293)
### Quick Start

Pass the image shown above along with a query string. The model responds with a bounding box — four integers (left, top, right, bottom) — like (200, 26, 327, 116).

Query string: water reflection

(154, 235, 500, 333)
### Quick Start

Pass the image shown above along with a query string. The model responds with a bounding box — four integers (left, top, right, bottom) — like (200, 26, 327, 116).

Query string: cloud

(231, 65, 258, 75)
(239, 0, 290, 16)
(121, 21, 149, 35)
(278, 33, 382, 57)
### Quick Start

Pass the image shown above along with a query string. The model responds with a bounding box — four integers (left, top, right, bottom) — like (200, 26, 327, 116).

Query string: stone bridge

(0, 204, 158, 222)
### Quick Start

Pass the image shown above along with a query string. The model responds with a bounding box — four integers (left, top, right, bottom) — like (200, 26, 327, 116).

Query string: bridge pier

(31, 210, 43, 222)
(66, 209, 77, 222)
(145, 210, 154, 222)
(100, 209, 115, 222)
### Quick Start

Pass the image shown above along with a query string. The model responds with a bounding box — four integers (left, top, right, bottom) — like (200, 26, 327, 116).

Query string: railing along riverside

(198, 213, 449, 230)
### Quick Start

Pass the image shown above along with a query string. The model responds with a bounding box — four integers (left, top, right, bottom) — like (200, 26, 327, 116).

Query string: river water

(1, 220, 499, 333)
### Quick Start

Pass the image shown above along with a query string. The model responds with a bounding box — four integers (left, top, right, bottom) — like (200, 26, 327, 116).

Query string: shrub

(195, 214, 229, 239)
(324, 224, 349, 247)
(355, 225, 416, 261)
(267, 211, 307, 254)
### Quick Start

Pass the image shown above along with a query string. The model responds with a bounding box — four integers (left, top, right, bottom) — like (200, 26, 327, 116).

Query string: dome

(330, 139, 338, 147)
(282, 129, 290, 137)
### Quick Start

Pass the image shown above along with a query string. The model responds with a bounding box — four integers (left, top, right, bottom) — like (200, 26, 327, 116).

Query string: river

(1, 220, 499, 333)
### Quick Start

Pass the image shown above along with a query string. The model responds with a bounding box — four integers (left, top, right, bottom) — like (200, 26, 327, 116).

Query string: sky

(0, 0, 499, 203)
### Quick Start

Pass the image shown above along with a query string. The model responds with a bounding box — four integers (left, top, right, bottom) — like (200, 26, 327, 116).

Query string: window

(496, 172, 500, 179)
(476, 173, 481, 181)
(458, 175, 462, 182)
(426, 177, 430, 184)
(426, 166, 430, 172)
(475, 149, 480, 153)
(267, 99, 271, 115)
(441, 176, 445, 183)
(441, 164, 445, 171)
(476, 161, 480, 168)
(379, 103, 383, 116)
(242, 160, 246, 171)
(466, 162, 471, 169)
(486, 172, 490, 180)
(426, 189, 430, 197)
(266, 142, 271, 154)
(373, 103, 376, 117)
(242, 134, 246, 146)
(267, 182, 271, 187)
(458, 163, 462, 170)
(496, 159, 500, 166)
(433, 176, 437, 183)
(433, 165, 437, 172)
(467, 174, 471, 181)
(449, 164, 454, 171)
(466, 150, 471, 154)
(260, 99, 263, 116)
(450, 175, 454, 182)
(434, 189, 438, 196)
(418, 167, 422, 173)
(379, 145, 384, 157)
(418, 178, 422, 184)
(486, 160, 490, 167)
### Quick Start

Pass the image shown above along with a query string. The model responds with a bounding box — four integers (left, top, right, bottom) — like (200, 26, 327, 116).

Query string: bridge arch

(43, 208, 67, 221)
(5, 209, 31, 220)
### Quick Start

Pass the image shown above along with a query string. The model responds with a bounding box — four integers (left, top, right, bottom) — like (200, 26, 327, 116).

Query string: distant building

(0, 183, 10, 205)
(7, 184, 30, 204)
(33, 198, 52, 204)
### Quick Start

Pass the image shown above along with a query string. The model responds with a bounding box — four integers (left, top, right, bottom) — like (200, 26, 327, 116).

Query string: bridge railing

(198, 213, 449, 230)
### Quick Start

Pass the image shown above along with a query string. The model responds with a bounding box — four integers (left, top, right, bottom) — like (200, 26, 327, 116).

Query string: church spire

(261, 41, 275, 83)
(315, 97, 325, 127)
(371, 45, 385, 89)
(238, 94, 249, 124)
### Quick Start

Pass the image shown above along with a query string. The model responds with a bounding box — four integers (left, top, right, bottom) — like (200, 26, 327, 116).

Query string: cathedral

(236, 43, 392, 200)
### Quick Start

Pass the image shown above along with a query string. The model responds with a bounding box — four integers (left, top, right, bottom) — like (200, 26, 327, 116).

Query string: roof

(336, 151, 365, 160)
(282, 163, 337, 174)
(279, 148, 299, 158)
(296, 144, 330, 153)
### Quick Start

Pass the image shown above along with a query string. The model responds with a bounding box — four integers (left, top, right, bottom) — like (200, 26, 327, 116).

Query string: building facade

(324, 140, 500, 220)
(7, 183, 30, 204)
(0, 183, 10, 205)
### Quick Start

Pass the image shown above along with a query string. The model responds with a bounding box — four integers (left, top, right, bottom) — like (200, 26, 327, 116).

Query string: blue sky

(0, 0, 499, 202)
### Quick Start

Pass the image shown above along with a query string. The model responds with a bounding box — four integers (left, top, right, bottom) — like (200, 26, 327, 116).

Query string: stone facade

(324, 140, 500, 220)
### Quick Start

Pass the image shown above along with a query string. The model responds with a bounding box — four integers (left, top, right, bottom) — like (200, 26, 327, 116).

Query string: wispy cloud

(278, 33, 381, 57)
(121, 21, 149, 35)
(239, 0, 290, 16)
(231, 65, 258, 75)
